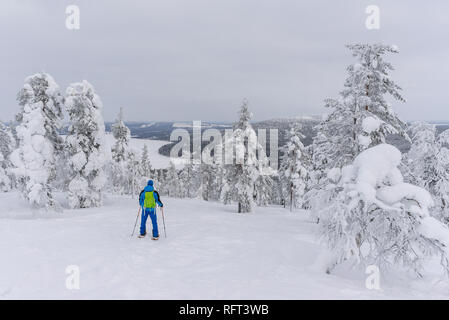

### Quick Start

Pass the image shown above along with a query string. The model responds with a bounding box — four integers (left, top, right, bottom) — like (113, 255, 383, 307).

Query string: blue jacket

(139, 180, 163, 208)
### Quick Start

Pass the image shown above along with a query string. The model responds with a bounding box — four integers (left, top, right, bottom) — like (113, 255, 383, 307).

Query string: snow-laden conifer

(165, 161, 181, 197)
(10, 73, 64, 210)
(279, 126, 309, 211)
(406, 122, 449, 222)
(0, 121, 14, 191)
(65, 80, 108, 208)
(230, 99, 259, 213)
(307, 44, 408, 217)
(311, 44, 407, 174)
(320, 144, 449, 276)
(111, 107, 131, 194)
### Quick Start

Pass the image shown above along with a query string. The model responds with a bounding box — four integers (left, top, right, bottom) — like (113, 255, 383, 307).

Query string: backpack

(144, 191, 156, 208)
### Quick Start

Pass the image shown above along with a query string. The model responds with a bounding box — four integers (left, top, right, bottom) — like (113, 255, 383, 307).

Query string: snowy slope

(1, 192, 449, 299)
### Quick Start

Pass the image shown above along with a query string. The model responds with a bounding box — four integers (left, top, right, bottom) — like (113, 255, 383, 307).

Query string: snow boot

(138, 232, 147, 238)
(151, 236, 159, 241)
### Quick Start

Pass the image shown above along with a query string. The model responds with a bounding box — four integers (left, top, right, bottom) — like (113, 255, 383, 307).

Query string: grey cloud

(0, 0, 448, 122)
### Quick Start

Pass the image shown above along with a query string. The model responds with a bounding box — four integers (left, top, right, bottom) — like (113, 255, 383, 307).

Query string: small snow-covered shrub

(320, 143, 449, 276)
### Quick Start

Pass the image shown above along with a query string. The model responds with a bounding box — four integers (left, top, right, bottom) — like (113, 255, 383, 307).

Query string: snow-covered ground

(1, 192, 449, 299)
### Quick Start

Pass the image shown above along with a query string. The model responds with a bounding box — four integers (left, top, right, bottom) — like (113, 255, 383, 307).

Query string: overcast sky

(0, 0, 448, 122)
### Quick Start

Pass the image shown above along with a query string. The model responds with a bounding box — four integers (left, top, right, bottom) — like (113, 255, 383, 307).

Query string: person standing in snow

(138, 180, 163, 240)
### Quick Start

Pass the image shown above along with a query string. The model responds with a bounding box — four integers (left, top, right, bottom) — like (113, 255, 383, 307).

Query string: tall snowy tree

(279, 126, 309, 211)
(220, 166, 234, 205)
(125, 150, 141, 195)
(201, 163, 221, 201)
(0, 122, 14, 191)
(111, 107, 130, 163)
(254, 173, 274, 207)
(178, 162, 202, 199)
(165, 161, 181, 197)
(155, 168, 168, 196)
(307, 44, 408, 216)
(311, 44, 407, 174)
(10, 73, 64, 210)
(111, 107, 131, 194)
(138, 144, 153, 188)
(65, 80, 108, 209)
(270, 175, 284, 206)
(228, 99, 259, 213)
(140, 144, 152, 176)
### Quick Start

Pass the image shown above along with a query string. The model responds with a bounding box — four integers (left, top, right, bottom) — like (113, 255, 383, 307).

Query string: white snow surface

(377, 183, 434, 211)
(345, 144, 403, 201)
(1, 192, 449, 299)
(362, 116, 382, 134)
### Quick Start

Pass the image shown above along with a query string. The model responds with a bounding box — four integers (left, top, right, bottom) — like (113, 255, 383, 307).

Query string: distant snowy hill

(59, 118, 449, 158)
(154, 117, 321, 157)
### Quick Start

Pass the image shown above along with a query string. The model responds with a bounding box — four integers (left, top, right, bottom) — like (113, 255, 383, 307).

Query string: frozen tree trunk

(290, 183, 293, 212)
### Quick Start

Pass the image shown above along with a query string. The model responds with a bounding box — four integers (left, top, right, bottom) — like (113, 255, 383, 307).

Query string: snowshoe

(138, 233, 147, 238)
(151, 236, 159, 241)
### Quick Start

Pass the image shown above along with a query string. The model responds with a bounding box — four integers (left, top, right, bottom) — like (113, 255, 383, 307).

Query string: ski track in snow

(0, 192, 449, 299)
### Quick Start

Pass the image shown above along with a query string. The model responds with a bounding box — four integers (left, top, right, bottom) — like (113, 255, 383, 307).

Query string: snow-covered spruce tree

(406, 121, 438, 186)
(254, 173, 274, 206)
(65, 80, 108, 209)
(10, 73, 64, 210)
(406, 122, 449, 222)
(176, 166, 187, 199)
(201, 162, 222, 201)
(228, 99, 260, 213)
(253, 145, 275, 207)
(320, 143, 449, 276)
(279, 126, 309, 211)
(307, 44, 408, 217)
(154, 168, 168, 196)
(165, 161, 181, 197)
(436, 130, 449, 221)
(140, 144, 152, 179)
(214, 164, 226, 201)
(270, 175, 284, 206)
(111, 107, 130, 163)
(138, 144, 156, 190)
(0, 122, 14, 191)
(179, 162, 193, 198)
(311, 44, 407, 176)
(125, 150, 141, 195)
(111, 107, 131, 194)
(177, 159, 203, 199)
(220, 166, 234, 205)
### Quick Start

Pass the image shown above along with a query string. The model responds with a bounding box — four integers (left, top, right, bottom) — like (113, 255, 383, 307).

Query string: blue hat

(147, 180, 154, 186)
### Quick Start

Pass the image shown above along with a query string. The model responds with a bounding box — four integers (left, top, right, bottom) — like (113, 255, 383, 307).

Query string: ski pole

(161, 206, 167, 238)
(131, 207, 141, 237)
